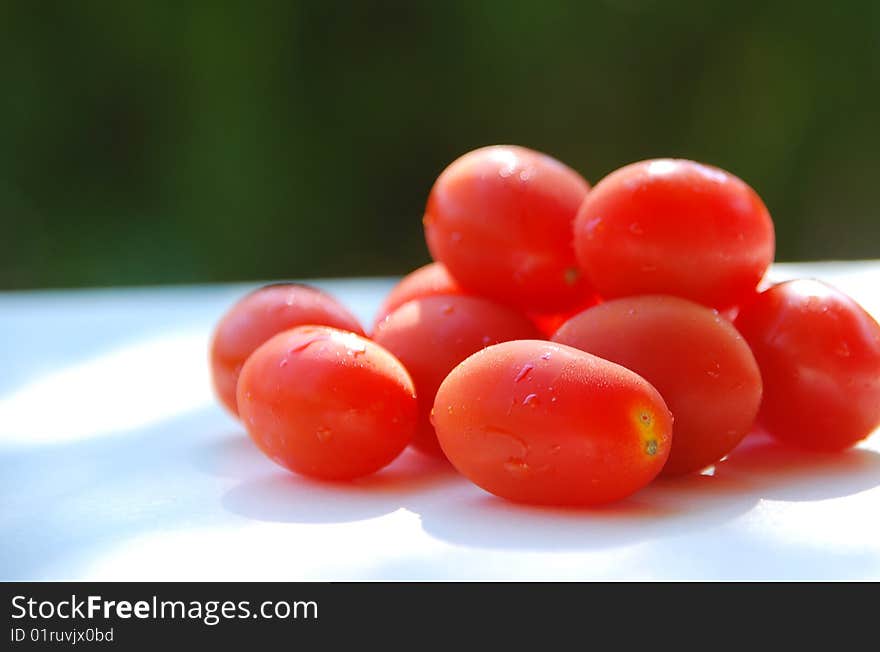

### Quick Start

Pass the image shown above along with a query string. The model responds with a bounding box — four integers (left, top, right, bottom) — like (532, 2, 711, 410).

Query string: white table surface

(2, 261, 880, 581)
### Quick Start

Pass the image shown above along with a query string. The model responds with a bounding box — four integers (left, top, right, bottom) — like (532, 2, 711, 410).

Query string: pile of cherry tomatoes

(211, 146, 880, 506)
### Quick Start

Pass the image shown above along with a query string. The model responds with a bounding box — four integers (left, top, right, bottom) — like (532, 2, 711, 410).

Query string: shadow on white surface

(0, 408, 231, 580)
(419, 435, 880, 552)
(189, 430, 272, 480)
(3, 389, 880, 579)
(220, 448, 458, 524)
(715, 434, 880, 501)
(219, 431, 880, 552)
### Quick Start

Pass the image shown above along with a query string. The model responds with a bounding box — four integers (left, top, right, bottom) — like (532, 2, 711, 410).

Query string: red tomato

(373, 262, 464, 329)
(734, 280, 880, 451)
(722, 274, 776, 322)
(527, 292, 602, 337)
(553, 295, 762, 475)
(210, 284, 363, 416)
(574, 159, 775, 309)
(373, 295, 541, 458)
(237, 326, 417, 480)
(432, 340, 672, 505)
(424, 145, 593, 313)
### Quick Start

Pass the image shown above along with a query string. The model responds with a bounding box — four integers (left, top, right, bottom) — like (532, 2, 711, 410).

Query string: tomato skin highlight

(424, 145, 593, 313)
(574, 159, 775, 309)
(432, 340, 672, 506)
(734, 280, 880, 451)
(373, 262, 464, 330)
(210, 284, 364, 416)
(373, 295, 541, 458)
(553, 295, 762, 475)
(237, 326, 417, 480)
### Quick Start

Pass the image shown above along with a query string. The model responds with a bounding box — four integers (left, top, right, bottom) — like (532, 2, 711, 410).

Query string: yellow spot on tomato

(633, 406, 659, 456)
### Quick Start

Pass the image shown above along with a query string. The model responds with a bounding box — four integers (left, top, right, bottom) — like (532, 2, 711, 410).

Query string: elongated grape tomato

(734, 280, 880, 451)
(373, 295, 541, 457)
(574, 159, 775, 308)
(210, 284, 364, 416)
(433, 340, 672, 505)
(424, 145, 592, 313)
(237, 326, 417, 480)
(553, 295, 762, 475)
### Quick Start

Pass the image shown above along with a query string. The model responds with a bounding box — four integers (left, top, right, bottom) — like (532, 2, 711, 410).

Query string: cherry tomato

(373, 295, 540, 458)
(237, 326, 417, 480)
(734, 280, 880, 451)
(424, 145, 593, 313)
(553, 295, 762, 475)
(573, 159, 775, 309)
(432, 340, 672, 505)
(373, 262, 464, 329)
(210, 284, 363, 416)
(375, 261, 568, 340)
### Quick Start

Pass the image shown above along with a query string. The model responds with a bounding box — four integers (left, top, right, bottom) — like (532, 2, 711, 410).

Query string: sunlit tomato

(210, 284, 363, 416)
(373, 295, 540, 458)
(574, 159, 775, 309)
(424, 145, 593, 313)
(373, 262, 464, 329)
(432, 340, 672, 505)
(237, 326, 417, 480)
(553, 296, 762, 475)
(734, 280, 880, 451)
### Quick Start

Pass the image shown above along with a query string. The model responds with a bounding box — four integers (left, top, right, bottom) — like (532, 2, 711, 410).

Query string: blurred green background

(1, 1, 878, 290)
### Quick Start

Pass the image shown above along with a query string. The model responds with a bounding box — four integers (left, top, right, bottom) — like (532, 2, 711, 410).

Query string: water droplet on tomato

(504, 458, 530, 476)
(345, 340, 368, 357)
(514, 363, 534, 383)
(289, 333, 330, 353)
(519, 166, 536, 182)
(583, 216, 603, 239)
